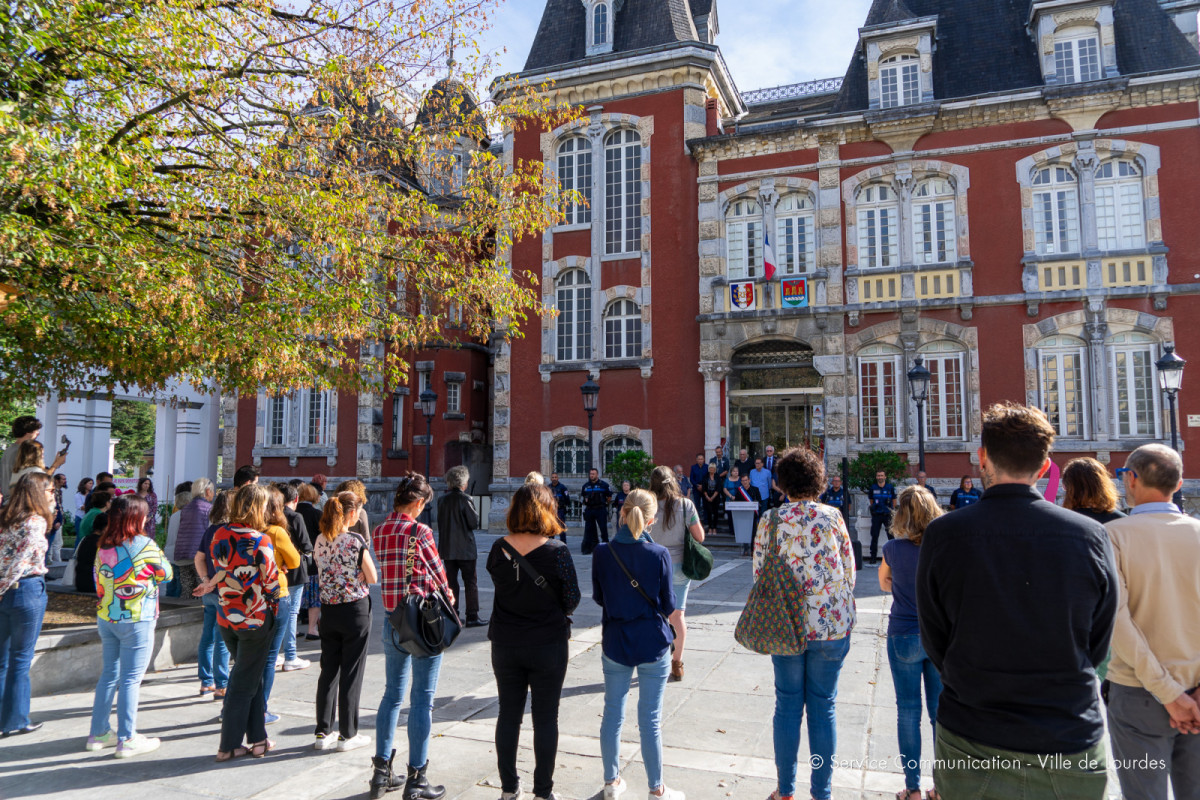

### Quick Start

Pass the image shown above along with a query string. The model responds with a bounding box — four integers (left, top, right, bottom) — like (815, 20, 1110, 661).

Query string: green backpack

(734, 509, 808, 655)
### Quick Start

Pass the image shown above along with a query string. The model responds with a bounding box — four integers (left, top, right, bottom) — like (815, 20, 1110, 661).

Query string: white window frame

(555, 269, 592, 362)
(552, 437, 589, 478)
(1054, 27, 1102, 85)
(604, 129, 642, 255)
(445, 381, 462, 414)
(1095, 160, 1146, 252)
(419, 370, 432, 397)
(299, 388, 332, 447)
(776, 193, 815, 275)
(1037, 336, 1089, 438)
(880, 54, 921, 109)
(264, 394, 289, 447)
(602, 436, 642, 474)
(726, 198, 763, 280)
(919, 344, 967, 441)
(391, 394, 405, 450)
(557, 136, 592, 226)
(912, 178, 957, 264)
(856, 185, 900, 270)
(593, 2, 608, 45)
(1109, 333, 1161, 439)
(604, 298, 642, 360)
(858, 346, 902, 441)
(1032, 166, 1081, 256)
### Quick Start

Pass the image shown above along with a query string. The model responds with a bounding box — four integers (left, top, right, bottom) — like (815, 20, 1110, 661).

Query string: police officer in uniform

(867, 470, 897, 565)
(819, 474, 850, 523)
(548, 472, 570, 542)
(580, 467, 613, 555)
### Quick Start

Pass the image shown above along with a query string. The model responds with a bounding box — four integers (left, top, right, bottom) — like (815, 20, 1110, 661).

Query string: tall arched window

(1096, 160, 1145, 251)
(593, 3, 608, 46)
(776, 193, 815, 275)
(604, 299, 641, 360)
(553, 437, 589, 478)
(856, 184, 899, 269)
(557, 137, 592, 225)
(912, 178, 957, 264)
(726, 198, 763, 279)
(1032, 166, 1080, 255)
(602, 436, 642, 474)
(604, 129, 642, 255)
(858, 344, 902, 441)
(1037, 335, 1088, 437)
(918, 342, 966, 440)
(1055, 26, 1101, 84)
(880, 53, 920, 108)
(1108, 332, 1160, 438)
(556, 270, 591, 362)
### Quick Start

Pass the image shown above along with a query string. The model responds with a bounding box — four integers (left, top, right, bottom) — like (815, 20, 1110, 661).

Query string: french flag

(763, 231, 777, 281)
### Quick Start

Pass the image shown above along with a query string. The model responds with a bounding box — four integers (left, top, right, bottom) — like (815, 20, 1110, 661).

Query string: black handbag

(388, 524, 462, 657)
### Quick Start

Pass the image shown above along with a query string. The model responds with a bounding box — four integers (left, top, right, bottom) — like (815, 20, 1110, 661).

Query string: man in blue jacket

(866, 470, 896, 565)
(580, 468, 613, 555)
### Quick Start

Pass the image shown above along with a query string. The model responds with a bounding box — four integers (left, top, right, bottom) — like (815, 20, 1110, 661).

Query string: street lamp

(1156, 344, 1186, 506)
(419, 388, 438, 479)
(581, 378, 599, 474)
(907, 355, 931, 474)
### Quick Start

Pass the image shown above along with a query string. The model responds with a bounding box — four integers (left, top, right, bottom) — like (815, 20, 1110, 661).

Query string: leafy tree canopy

(606, 450, 656, 490)
(847, 450, 910, 492)
(0, 0, 575, 404)
(110, 399, 156, 475)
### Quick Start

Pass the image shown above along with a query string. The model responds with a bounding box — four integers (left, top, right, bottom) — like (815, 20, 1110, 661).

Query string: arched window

(858, 344, 902, 441)
(1108, 332, 1160, 438)
(604, 298, 641, 360)
(1055, 26, 1101, 84)
(604, 129, 642, 255)
(553, 437, 589, 478)
(1096, 160, 1145, 251)
(880, 53, 920, 108)
(912, 178, 957, 264)
(918, 342, 966, 440)
(856, 184, 899, 269)
(1037, 335, 1088, 437)
(776, 193, 815, 275)
(556, 269, 591, 362)
(602, 436, 642, 474)
(593, 3, 608, 46)
(557, 137, 592, 226)
(726, 198, 762, 279)
(1032, 166, 1080, 255)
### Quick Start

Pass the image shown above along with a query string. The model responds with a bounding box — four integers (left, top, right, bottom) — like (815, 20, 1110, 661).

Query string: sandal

(215, 745, 250, 762)
(248, 739, 275, 758)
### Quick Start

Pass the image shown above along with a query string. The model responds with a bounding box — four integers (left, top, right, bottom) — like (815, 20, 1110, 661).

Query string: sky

(477, 0, 875, 92)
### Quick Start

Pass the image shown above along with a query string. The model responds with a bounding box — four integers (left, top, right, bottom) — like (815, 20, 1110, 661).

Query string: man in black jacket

(917, 402, 1118, 799)
(438, 466, 486, 627)
(276, 482, 314, 669)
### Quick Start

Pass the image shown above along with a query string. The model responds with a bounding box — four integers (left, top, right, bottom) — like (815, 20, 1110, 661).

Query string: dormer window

(1030, 2, 1117, 85)
(858, 15, 938, 111)
(594, 3, 608, 45)
(1054, 26, 1101, 84)
(880, 54, 920, 109)
(584, 0, 618, 56)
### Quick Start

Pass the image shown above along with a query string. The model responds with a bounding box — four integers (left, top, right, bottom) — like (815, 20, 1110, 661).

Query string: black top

(74, 532, 100, 594)
(1070, 507, 1127, 525)
(486, 537, 580, 647)
(282, 506, 312, 587)
(437, 488, 479, 561)
(733, 458, 753, 479)
(296, 502, 323, 570)
(916, 484, 1119, 755)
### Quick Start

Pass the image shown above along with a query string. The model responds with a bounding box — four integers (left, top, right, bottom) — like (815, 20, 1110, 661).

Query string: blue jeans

(772, 636, 852, 800)
(601, 651, 671, 790)
(198, 592, 229, 689)
(887, 634, 941, 792)
(0, 576, 48, 732)
(262, 591, 298, 706)
(671, 564, 691, 611)
(282, 585, 305, 661)
(376, 623, 442, 765)
(90, 618, 156, 741)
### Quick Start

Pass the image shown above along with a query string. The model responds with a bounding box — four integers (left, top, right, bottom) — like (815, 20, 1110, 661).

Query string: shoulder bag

(388, 523, 462, 657)
(607, 543, 676, 649)
(680, 501, 714, 581)
(734, 509, 809, 655)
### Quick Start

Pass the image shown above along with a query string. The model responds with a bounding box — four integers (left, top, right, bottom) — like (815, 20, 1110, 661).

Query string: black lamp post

(419, 388, 438, 479)
(1156, 344, 1186, 506)
(908, 355, 931, 474)
(581, 378, 599, 474)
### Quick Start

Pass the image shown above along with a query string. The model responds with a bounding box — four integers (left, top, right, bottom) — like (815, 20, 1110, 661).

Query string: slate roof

(523, 0, 700, 72)
(689, 0, 713, 16)
(832, 0, 1200, 113)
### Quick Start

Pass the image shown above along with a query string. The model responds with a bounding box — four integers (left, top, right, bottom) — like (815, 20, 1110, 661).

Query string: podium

(725, 501, 759, 546)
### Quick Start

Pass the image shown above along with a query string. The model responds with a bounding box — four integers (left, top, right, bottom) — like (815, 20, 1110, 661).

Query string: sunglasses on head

(1115, 467, 1138, 480)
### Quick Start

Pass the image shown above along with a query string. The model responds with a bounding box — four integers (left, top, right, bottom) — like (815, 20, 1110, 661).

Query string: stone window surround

(845, 317, 981, 454)
(1023, 305, 1177, 449)
(1031, 1, 1118, 85)
(582, 0, 622, 57)
(842, 160, 973, 305)
(443, 371, 465, 420)
(861, 17, 937, 111)
(1016, 139, 1166, 297)
(540, 424, 652, 478)
(252, 388, 338, 468)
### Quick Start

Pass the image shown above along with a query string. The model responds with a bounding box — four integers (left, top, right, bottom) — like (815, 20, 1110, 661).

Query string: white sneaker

(604, 776, 627, 800)
(115, 734, 161, 758)
(282, 657, 311, 671)
(85, 730, 117, 751)
(648, 787, 684, 800)
(500, 789, 525, 800)
(275, 654, 284, 669)
(313, 733, 338, 751)
(534, 794, 560, 800)
(336, 733, 370, 752)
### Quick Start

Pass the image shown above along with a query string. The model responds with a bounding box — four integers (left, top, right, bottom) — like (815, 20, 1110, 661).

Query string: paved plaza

(0, 533, 1118, 800)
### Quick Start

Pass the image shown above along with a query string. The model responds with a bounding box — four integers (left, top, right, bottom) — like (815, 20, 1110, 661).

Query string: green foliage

(110, 400, 156, 476)
(605, 451, 656, 490)
(0, 395, 36, 448)
(848, 450, 910, 492)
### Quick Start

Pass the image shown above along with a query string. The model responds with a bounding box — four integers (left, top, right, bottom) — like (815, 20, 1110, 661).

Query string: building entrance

(728, 340, 824, 461)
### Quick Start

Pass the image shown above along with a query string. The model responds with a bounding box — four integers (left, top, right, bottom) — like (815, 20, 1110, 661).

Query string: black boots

(404, 761, 445, 800)
(369, 749, 403, 799)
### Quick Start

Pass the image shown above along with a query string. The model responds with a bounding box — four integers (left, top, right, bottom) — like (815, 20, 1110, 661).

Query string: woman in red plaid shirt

(369, 474, 455, 800)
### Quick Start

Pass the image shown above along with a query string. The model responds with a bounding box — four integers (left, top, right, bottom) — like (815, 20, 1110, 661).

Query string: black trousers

(492, 640, 570, 797)
(445, 558, 481, 621)
(315, 597, 372, 738)
(869, 512, 893, 558)
(218, 609, 275, 753)
(703, 497, 721, 529)
(581, 508, 608, 554)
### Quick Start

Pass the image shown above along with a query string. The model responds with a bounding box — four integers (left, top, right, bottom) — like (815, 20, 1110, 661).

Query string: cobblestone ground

(1, 532, 1125, 800)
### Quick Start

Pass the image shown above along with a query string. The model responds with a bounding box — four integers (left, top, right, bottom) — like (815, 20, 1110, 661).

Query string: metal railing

(741, 77, 844, 105)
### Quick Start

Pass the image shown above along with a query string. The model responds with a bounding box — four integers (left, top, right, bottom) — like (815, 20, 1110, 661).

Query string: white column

(699, 362, 731, 454)
(154, 403, 179, 496)
(37, 393, 113, 488)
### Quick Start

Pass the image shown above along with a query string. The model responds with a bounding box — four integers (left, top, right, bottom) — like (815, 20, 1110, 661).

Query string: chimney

(706, 99, 722, 136)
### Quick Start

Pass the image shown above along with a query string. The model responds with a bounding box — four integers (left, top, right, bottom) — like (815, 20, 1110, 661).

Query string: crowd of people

(1, 405, 1198, 800)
